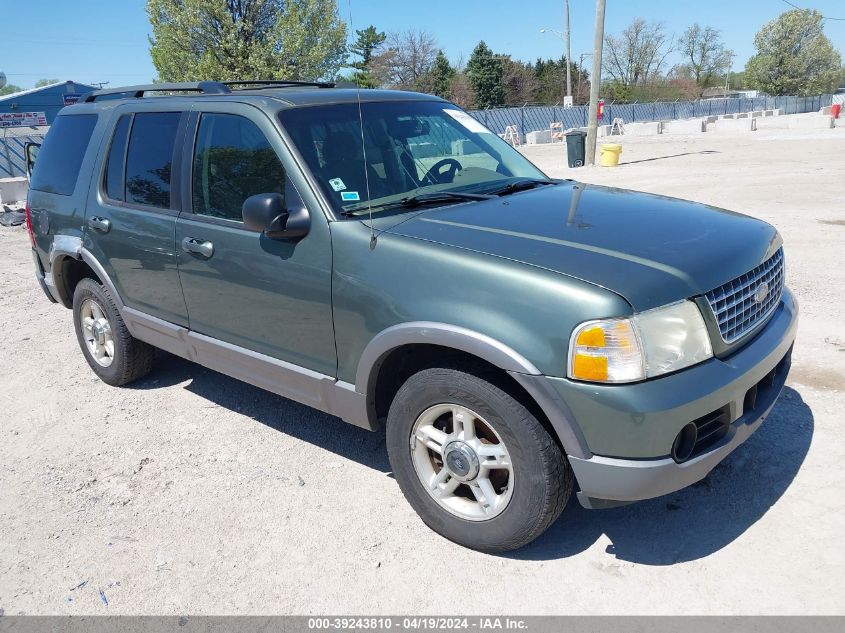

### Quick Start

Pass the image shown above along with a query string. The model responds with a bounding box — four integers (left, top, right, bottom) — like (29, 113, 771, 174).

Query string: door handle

(181, 237, 214, 259)
(88, 216, 111, 233)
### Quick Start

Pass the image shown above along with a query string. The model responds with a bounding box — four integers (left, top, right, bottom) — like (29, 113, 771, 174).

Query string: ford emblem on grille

(754, 282, 770, 304)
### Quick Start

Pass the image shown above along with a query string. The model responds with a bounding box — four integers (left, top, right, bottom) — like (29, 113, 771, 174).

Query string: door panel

(84, 108, 189, 326)
(175, 106, 335, 376)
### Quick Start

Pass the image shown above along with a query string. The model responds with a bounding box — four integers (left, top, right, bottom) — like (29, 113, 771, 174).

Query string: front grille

(704, 248, 784, 343)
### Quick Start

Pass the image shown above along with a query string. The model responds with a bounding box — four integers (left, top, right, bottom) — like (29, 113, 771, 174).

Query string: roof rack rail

(224, 80, 335, 90)
(82, 81, 231, 103)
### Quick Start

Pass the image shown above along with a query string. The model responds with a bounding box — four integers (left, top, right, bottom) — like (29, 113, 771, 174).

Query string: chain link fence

(468, 95, 834, 138)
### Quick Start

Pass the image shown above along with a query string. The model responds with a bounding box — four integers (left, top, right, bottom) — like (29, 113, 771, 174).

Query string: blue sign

(63, 94, 81, 106)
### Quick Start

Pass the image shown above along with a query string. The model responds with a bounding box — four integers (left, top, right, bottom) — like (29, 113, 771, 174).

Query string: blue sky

(2, 0, 843, 89)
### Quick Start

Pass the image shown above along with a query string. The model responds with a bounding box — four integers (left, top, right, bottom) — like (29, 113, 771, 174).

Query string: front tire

(386, 368, 572, 552)
(72, 278, 154, 386)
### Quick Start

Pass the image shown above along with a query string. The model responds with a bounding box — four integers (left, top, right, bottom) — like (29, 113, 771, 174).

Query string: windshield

(278, 100, 549, 216)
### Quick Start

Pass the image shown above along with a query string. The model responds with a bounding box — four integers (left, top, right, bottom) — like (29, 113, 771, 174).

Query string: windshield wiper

(480, 178, 556, 197)
(341, 191, 494, 216)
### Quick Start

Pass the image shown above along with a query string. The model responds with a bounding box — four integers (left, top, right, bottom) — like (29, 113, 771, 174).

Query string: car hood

(382, 181, 781, 311)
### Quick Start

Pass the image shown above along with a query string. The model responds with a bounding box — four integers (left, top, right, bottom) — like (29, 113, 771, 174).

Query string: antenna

(346, 0, 377, 250)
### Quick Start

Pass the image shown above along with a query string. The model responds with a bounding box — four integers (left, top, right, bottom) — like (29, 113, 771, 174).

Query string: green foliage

(533, 57, 589, 104)
(466, 41, 505, 108)
(146, 0, 347, 82)
(429, 50, 455, 99)
(744, 9, 841, 96)
(348, 25, 386, 88)
(34, 78, 61, 88)
(350, 25, 386, 69)
(0, 84, 23, 96)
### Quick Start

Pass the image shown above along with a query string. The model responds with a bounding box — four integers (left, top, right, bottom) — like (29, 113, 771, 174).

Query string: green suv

(26, 81, 797, 551)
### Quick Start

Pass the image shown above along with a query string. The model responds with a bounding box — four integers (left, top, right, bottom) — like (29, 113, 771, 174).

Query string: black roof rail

(224, 80, 335, 90)
(82, 81, 231, 103)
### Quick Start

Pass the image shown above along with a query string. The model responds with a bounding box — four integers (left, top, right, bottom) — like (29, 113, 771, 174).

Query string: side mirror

(25, 142, 40, 181)
(242, 180, 310, 241)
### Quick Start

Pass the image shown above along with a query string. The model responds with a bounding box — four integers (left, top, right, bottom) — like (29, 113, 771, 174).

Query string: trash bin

(600, 143, 623, 167)
(832, 103, 842, 119)
(564, 130, 587, 168)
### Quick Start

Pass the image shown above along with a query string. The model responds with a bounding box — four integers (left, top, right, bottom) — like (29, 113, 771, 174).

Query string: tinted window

(30, 114, 97, 196)
(192, 113, 285, 221)
(125, 112, 180, 209)
(104, 114, 131, 201)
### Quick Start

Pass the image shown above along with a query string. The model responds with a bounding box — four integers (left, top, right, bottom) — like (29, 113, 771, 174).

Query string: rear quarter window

(30, 114, 98, 196)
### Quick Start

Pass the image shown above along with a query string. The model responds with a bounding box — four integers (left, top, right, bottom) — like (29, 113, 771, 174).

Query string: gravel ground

(1, 124, 844, 615)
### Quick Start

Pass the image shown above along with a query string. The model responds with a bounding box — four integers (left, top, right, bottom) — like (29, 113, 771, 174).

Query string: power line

(780, 0, 845, 20)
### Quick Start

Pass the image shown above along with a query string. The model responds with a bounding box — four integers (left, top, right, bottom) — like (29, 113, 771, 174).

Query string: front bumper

(517, 288, 798, 508)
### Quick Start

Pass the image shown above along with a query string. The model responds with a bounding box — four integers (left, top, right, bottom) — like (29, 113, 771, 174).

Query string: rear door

(174, 102, 335, 376)
(84, 106, 189, 326)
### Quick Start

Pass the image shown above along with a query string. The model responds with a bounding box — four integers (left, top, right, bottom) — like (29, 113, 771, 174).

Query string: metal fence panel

(1, 129, 47, 178)
(468, 94, 833, 136)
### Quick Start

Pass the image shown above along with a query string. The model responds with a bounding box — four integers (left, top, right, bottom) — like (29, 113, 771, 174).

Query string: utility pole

(564, 0, 572, 99)
(584, 0, 606, 167)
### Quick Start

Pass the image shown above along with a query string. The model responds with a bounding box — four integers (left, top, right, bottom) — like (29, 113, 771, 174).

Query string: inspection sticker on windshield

(329, 178, 347, 191)
(444, 109, 489, 134)
(341, 191, 360, 201)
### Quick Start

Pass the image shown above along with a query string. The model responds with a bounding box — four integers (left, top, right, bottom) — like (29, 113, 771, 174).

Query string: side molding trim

(121, 307, 373, 430)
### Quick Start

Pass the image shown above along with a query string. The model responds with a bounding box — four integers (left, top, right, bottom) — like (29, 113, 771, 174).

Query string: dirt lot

(1, 124, 844, 615)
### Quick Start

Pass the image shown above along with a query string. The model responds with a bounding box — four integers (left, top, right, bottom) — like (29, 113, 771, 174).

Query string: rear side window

(104, 115, 131, 201)
(191, 113, 285, 221)
(124, 112, 180, 209)
(30, 114, 97, 196)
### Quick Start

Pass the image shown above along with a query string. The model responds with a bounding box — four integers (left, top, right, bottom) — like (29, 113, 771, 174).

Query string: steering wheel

(424, 158, 463, 185)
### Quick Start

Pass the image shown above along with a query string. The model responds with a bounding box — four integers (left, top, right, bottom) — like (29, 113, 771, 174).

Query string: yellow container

(600, 143, 622, 167)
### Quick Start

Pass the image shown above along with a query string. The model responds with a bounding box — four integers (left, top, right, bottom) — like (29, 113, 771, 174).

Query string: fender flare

(48, 235, 124, 309)
(354, 321, 592, 459)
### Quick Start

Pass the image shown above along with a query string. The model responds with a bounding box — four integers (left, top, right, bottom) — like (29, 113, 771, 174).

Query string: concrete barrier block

(705, 115, 718, 123)
(525, 130, 552, 144)
(663, 118, 706, 134)
(736, 112, 749, 119)
(751, 111, 763, 117)
(720, 113, 736, 119)
(452, 139, 482, 155)
(755, 116, 789, 129)
(714, 117, 757, 132)
(624, 121, 662, 136)
(820, 106, 832, 116)
(789, 115, 834, 129)
(771, 108, 783, 116)
(0, 177, 29, 205)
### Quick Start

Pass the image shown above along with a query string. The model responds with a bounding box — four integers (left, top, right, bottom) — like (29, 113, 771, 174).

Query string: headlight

(568, 301, 713, 383)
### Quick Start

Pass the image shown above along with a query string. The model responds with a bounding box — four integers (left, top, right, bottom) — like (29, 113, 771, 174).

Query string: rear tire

(386, 367, 572, 552)
(72, 278, 154, 386)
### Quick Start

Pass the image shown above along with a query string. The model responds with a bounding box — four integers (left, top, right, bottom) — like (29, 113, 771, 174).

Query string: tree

(744, 9, 842, 95)
(369, 30, 438, 89)
(0, 84, 23, 96)
(466, 41, 505, 108)
(348, 25, 385, 88)
(34, 78, 61, 88)
(146, 0, 347, 82)
(447, 72, 474, 109)
(603, 19, 673, 86)
(677, 24, 733, 92)
(501, 58, 537, 105)
(426, 50, 455, 99)
(534, 56, 589, 104)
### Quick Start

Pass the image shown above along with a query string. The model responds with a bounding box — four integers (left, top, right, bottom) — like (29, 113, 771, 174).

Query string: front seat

(321, 130, 386, 201)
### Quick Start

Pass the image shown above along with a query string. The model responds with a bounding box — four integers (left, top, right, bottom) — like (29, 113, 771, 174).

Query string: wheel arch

(48, 236, 123, 310)
(356, 322, 591, 459)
